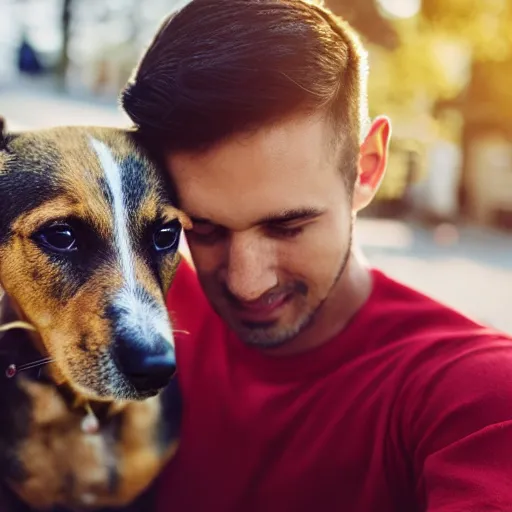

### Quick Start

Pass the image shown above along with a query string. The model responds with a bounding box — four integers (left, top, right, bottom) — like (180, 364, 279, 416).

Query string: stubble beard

(236, 228, 354, 350)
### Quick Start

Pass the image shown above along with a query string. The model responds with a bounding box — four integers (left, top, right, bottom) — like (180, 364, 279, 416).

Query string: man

(121, 1, 512, 510)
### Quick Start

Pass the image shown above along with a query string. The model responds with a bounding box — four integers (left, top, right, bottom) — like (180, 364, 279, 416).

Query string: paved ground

(0, 79, 130, 130)
(1, 81, 511, 334)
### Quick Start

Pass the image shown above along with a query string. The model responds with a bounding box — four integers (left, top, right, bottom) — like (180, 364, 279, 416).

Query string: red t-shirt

(158, 258, 512, 511)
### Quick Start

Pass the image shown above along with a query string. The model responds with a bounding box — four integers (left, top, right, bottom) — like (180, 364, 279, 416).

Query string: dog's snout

(106, 289, 176, 394)
(114, 335, 176, 393)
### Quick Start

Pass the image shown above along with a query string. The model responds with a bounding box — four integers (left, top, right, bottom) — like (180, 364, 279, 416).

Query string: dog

(0, 117, 189, 511)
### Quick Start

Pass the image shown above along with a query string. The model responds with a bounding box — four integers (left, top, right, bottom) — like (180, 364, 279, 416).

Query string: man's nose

(224, 233, 278, 302)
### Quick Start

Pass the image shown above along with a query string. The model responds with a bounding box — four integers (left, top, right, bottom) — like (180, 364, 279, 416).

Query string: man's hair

(121, 0, 369, 182)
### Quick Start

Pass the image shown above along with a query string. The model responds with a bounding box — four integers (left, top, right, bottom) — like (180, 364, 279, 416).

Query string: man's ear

(352, 116, 391, 212)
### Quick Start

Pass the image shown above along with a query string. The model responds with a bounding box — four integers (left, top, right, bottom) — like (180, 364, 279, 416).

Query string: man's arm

(404, 335, 512, 511)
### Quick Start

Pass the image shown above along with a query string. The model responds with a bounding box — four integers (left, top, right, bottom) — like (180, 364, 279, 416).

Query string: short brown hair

(121, 0, 369, 180)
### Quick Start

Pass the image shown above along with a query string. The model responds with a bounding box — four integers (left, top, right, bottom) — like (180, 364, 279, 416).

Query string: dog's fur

(0, 118, 186, 511)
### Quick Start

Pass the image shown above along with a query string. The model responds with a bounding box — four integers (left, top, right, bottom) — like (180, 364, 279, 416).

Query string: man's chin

(238, 306, 322, 351)
(216, 300, 314, 350)
(234, 321, 303, 350)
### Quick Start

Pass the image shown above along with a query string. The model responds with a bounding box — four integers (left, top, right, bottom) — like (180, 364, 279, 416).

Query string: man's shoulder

(398, 325, 512, 472)
(365, 277, 512, 509)
(366, 267, 512, 386)
(370, 270, 512, 430)
(369, 267, 504, 344)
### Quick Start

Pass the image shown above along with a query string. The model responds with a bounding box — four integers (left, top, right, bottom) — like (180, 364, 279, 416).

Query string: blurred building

(436, 58, 512, 228)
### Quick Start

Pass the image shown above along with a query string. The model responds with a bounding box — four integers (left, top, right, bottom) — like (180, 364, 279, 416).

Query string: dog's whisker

(5, 357, 54, 379)
(15, 357, 54, 372)
(172, 329, 190, 335)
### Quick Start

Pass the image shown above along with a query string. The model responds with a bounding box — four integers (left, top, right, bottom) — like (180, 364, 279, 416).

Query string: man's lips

(234, 292, 291, 321)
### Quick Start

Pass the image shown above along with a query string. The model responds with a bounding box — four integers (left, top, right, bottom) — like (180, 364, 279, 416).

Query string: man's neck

(264, 250, 373, 357)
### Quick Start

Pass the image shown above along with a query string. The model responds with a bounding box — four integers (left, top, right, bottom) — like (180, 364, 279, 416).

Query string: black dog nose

(114, 336, 176, 393)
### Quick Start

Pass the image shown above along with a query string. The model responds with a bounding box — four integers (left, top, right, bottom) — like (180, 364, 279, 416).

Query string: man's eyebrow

(188, 207, 325, 229)
(256, 207, 325, 225)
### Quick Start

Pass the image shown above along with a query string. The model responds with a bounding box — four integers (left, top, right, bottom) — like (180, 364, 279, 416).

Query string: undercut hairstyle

(120, 0, 370, 186)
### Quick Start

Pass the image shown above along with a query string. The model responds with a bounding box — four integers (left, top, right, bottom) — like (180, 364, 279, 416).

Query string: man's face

(166, 113, 357, 349)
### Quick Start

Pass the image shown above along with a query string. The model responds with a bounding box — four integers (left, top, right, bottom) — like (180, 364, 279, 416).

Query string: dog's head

(0, 119, 189, 401)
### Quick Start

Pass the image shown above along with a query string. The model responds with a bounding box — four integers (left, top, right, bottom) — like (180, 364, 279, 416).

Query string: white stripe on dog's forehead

(89, 137, 173, 345)
(116, 287, 174, 348)
(89, 137, 136, 291)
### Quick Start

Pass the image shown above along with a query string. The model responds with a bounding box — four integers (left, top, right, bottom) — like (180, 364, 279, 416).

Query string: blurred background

(0, 0, 510, 333)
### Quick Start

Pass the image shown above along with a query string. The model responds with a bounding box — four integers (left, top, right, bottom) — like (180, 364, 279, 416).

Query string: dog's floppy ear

(0, 117, 7, 173)
(0, 117, 21, 154)
(0, 116, 6, 147)
(0, 116, 9, 153)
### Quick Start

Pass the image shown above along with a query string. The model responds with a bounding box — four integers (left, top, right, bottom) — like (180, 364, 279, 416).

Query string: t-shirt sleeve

(404, 335, 512, 511)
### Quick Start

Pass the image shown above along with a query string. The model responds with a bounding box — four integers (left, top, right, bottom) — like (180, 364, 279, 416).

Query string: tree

(422, 0, 512, 62)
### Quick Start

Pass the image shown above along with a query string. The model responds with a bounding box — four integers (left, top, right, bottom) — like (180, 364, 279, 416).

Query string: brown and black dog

(0, 118, 189, 511)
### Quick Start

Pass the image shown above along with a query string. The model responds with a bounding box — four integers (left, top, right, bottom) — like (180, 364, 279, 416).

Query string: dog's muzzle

(107, 291, 176, 393)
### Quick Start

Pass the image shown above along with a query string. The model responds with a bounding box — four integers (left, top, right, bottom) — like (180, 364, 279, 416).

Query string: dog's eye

(153, 224, 180, 252)
(37, 224, 77, 253)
